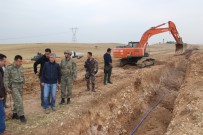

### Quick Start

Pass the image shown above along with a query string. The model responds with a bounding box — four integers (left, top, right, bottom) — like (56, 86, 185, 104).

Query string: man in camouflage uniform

(4, 55, 26, 123)
(84, 52, 98, 92)
(60, 50, 77, 105)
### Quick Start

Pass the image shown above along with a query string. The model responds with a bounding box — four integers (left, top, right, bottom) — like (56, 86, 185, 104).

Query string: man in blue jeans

(41, 53, 61, 114)
(0, 54, 10, 135)
(33, 48, 51, 108)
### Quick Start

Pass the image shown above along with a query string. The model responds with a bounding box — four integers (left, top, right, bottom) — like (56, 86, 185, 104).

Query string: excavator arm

(138, 21, 183, 53)
(168, 21, 183, 53)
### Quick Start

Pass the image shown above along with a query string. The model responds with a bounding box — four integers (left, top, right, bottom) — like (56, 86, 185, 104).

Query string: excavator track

(136, 58, 155, 68)
(118, 57, 155, 68)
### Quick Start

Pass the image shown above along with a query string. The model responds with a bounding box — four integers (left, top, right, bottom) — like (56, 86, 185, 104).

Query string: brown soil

(1, 43, 202, 135)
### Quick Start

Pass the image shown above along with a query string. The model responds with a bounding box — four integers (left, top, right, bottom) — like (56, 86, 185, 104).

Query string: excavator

(113, 21, 184, 67)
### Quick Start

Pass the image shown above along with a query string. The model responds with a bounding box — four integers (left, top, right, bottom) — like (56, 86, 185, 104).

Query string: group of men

(0, 47, 113, 135)
(34, 49, 77, 113)
(0, 54, 24, 135)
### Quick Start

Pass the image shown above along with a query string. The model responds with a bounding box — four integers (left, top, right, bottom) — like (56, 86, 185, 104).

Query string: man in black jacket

(41, 53, 61, 114)
(33, 48, 51, 108)
(0, 54, 8, 108)
(103, 48, 113, 85)
(0, 54, 10, 134)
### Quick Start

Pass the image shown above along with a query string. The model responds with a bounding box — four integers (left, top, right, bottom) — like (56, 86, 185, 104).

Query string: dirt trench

(28, 55, 187, 135)
(80, 56, 188, 135)
(7, 51, 199, 135)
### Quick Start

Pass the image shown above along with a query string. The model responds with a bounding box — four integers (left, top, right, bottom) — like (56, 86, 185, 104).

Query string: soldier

(84, 52, 98, 92)
(60, 50, 77, 105)
(4, 55, 26, 123)
(103, 48, 113, 85)
(33, 48, 51, 108)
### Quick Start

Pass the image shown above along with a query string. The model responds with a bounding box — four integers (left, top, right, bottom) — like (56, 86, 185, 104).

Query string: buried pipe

(130, 95, 165, 135)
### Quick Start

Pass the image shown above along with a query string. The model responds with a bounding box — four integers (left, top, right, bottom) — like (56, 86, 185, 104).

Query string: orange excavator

(113, 21, 184, 67)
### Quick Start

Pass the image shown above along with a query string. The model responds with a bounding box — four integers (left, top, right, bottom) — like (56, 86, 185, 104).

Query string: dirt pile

(165, 52, 203, 135)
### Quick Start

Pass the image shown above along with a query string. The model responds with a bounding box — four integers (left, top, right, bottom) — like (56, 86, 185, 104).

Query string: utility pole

(70, 27, 78, 42)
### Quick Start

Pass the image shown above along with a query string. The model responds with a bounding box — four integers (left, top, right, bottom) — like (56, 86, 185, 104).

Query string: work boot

(45, 109, 50, 114)
(87, 84, 90, 91)
(59, 98, 65, 105)
(19, 115, 27, 123)
(67, 98, 71, 104)
(108, 81, 113, 84)
(92, 84, 96, 92)
(52, 107, 56, 111)
(12, 113, 19, 119)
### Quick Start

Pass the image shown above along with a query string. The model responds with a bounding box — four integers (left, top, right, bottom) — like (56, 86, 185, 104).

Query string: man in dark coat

(33, 48, 51, 108)
(0, 54, 10, 134)
(103, 48, 113, 85)
(41, 53, 61, 113)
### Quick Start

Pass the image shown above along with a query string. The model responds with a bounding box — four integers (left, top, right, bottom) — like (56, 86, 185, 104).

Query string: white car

(70, 51, 84, 59)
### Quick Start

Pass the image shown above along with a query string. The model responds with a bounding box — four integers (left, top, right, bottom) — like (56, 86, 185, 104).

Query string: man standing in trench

(60, 50, 77, 105)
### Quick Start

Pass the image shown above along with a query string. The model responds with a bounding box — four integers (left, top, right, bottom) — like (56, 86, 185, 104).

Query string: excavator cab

(116, 42, 139, 48)
(127, 42, 139, 48)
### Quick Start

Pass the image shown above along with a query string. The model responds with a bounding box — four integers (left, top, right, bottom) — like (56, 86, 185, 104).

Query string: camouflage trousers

(61, 77, 73, 99)
(85, 72, 96, 90)
(11, 82, 24, 116)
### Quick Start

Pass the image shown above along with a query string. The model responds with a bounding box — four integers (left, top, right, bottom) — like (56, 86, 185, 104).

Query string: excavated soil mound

(165, 52, 203, 135)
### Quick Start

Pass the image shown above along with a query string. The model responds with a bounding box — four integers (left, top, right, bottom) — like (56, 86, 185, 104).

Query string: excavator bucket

(175, 43, 184, 54)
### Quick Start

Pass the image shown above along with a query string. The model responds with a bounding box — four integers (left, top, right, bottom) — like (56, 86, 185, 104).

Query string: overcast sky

(0, 0, 202, 44)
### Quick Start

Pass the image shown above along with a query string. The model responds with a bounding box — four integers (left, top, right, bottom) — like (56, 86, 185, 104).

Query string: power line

(70, 27, 78, 42)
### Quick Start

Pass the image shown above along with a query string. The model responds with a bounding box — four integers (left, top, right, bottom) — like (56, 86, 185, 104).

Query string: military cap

(64, 50, 72, 55)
